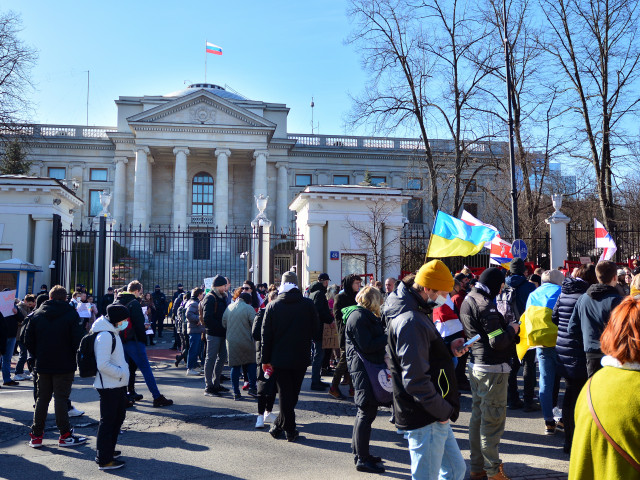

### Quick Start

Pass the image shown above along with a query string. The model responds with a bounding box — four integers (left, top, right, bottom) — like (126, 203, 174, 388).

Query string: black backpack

(77, 331, 116, 378)
(496, 286, 522, 324)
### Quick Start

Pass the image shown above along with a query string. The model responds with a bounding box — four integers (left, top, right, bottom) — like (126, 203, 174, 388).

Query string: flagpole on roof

(205, 39, 208, 83)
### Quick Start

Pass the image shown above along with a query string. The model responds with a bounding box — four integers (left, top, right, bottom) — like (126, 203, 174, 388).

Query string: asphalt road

(0, 338, 570, 480)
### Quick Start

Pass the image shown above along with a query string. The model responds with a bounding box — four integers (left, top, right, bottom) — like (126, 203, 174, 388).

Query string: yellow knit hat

(631, 286, 640, 298)
(415, 260, 454, 292)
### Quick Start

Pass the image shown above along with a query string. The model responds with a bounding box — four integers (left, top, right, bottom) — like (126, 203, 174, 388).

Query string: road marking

(210, 413, 254, 418)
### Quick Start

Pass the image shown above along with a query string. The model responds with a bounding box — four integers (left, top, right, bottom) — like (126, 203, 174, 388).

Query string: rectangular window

(295, 174, 312, 187)
(407, 178, 422, 190)
(408, 198, 424, 224)
(464, 203, 478, 217)
(0, 249, 12, 262)
(90, 168, 108, 181)
(193, 233, 211, 260)
(48, 167, 66, 180)
(155, 236, 166, 253)
(333, 175, 349, 185)
(370, 176, 386, 186)
(89, 190, 102, 216)
(467, 179, 477, 192)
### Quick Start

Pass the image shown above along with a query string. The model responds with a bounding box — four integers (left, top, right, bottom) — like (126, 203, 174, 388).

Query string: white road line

(210, 413, 255, 418)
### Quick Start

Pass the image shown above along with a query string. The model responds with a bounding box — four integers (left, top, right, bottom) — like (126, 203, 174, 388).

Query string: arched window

(192, 172, 214, 216)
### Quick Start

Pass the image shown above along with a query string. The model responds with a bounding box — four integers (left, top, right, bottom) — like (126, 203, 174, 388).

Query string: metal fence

(56, 223, 303, 296)
(567, 224, 640, 264)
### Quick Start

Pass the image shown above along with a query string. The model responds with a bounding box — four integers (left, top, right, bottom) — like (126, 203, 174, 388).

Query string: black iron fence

(567, 223, 640, 264)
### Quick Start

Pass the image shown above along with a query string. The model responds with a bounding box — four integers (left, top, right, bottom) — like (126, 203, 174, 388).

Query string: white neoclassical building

(16, 83, 498, 232)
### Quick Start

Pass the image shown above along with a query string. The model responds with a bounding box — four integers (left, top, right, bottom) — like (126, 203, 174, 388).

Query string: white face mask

(434, 295, 447, 307)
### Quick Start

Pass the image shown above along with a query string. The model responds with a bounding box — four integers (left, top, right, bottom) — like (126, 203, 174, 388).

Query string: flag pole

(424, 211, 440, 263)
(205, 40, 207, 83)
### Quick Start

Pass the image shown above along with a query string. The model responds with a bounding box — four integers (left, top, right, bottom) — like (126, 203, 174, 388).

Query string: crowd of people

(1, 257, 639, 478)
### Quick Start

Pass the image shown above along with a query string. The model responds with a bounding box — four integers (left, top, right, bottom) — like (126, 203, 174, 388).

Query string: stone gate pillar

(545, 194, 571, 269)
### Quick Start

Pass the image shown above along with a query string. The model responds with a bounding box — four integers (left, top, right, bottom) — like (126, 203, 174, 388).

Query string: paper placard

(145, 328, 154, 335)
(76, 302, 92, 318)
(204, 277, 214, 290)
(322, 322, 340, 349)
(579, 256, 591, 265)
(0, 290, 15, 317)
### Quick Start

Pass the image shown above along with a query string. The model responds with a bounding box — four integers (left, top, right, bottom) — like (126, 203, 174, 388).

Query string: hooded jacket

(345, 305, 387, 408)
(24, 299, 84, 374)
(567, 284, 622, 354)
(112, 292, 146, 343)
(91, 316, 129, 389)
(553, 276, 590, 379)
(222, 300, 256, 367)
(261, 288, 320, 369)
(309, 281, 333, 327)
(385, 281, 460, 430)
(334, 275, 360, 349)
(185, 298, 205, 335)
(202, 289, 228, 338)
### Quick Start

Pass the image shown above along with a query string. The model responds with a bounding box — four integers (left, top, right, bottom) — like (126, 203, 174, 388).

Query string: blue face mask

(117, 320, 129, 332)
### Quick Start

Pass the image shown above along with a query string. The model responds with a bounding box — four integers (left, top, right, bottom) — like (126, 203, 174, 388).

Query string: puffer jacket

(91, 316, 129, 389)
(185, 298, 205, 335)
(553, 277, 589, 379)
(334, 275, 360, 349)
(345, 306, 387, 408)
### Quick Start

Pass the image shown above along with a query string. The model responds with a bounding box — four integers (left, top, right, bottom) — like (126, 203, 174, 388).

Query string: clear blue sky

(6, 1, 369, 135)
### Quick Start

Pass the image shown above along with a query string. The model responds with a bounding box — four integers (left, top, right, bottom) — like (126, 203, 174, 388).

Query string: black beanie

(239, 292, 252, 305)
(36, 293, 48, 308)
(478, 267, 506, 298)
(106, 304, 130, 325)
(510, 258, 526, 276)
(213, 275, 227, 287)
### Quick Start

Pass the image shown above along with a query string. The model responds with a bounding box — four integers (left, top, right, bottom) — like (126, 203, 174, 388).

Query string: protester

(202, 275, 230, 396)
(308, 272, 333, 391)
(567, 260, 623, 377)
(13, 295, 36, 381)
(37, 284, 48, 297)
(0, 292, 23, 386)
(152, 285, 168, 338)
(185, 288, 205, 376)
(223, 291, 257, 399)
(261, 270, 320, 442)
(99, 286, 115, 316)
(252, 291, 278, 428)
(345, 285, 389, 473)
(92, 304, 130, 470)
(140, 293, 156, 346)
(568, 297, 640, 479)
(615, 268, 629, 296)
(460, 267, 520, 480)
(174, 290, 191, 368)
(383, 277, 396, 299)
(24, 285, 87, 448)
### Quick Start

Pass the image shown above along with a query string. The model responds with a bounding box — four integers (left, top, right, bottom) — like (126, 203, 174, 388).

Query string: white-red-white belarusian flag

(594, 218, 617, 261)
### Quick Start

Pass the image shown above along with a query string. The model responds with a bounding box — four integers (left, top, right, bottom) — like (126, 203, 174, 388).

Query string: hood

(308, 281, 326, 294)
(341, 305, 362, 324)
(279, 288, 304, 303)
(116, 292, 137, 306)
(39, 299, 76, 318)
(91, 315, 116, 333)
(506, 274, 528, 289)
(383, 280, 433, 320)
(342, 274, 361, 298)
(561, 276, 590, 295)
(586, 283, 620, 300)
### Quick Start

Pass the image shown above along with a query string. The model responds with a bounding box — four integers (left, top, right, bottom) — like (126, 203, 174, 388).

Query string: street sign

(330, 251, 340, 260)
(511, 239, 528, 260)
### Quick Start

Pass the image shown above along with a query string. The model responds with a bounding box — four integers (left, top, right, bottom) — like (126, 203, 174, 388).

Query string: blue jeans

(187, 333, 202, 370)
(231, 363, 256, 395)
(405, 421, 466, 480)
(311, 339, 324, 385)
(1, 337, 17, 382)
(536, 347, 557, 422)
(122, 341, 160, 399)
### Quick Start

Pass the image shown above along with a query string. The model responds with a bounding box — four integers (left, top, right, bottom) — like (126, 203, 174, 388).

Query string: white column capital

(136, 146, 150, 156)
(275, 162, 288, 170)
(173, 146, 191, 157)
(114, 156, 128, 165)
(215, 148, 231, 158)
(307, 220, 327, 227)
(253, 149, 269, 160)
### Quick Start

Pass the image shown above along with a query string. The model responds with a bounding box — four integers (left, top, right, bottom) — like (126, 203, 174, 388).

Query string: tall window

(192, 172, 214, 216)
(89, 190, 102, 216)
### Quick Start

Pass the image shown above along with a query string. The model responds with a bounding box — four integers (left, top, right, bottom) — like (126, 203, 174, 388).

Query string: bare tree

(538, 0, 640, 230)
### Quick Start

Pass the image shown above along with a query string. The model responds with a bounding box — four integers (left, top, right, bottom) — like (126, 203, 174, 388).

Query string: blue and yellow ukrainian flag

(516, 282, 561, 359)
(426, 211, 497, 258)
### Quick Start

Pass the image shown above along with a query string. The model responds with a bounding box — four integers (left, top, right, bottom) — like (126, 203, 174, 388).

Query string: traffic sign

(511, 239, 528, 260)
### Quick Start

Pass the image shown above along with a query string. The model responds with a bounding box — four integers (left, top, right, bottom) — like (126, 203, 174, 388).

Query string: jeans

(1, 337, 17, 382)
(96, 386, 127, 464)
(187, 333, 202, 370)
(311, 339, 324, 385)
(469, 369, 509, 477)
(14, 340, 29, 375)
(122, 341, 161, 399)
(274, 367, 306, 433)
(405, 421, 466, 480)
(231, 363, 257, 395)
(352, 402, 379, 461)
(331, 348, 351, 389)
(204, 335, 227, 389)
(507, 348, 536, 404)
(31, 372, 75, 436)
(536, 347, 557, 421)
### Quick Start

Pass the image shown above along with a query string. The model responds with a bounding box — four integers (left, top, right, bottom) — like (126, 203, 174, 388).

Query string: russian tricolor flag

(206, 42, 223, 55)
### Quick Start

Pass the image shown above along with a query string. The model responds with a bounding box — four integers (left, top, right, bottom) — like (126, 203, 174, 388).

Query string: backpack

(496, 286, 521, 324)
(77, 331, 116, 378)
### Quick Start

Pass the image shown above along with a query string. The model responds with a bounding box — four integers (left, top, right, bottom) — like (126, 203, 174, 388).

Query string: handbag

(354, 350, 393, 406)
(587, 377, 640, 473)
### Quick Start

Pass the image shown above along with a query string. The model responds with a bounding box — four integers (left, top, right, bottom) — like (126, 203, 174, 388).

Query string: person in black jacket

(113, 281, 173, 408)
(553, 263, 596, 453)
(261, 270, 320, 442)
(99, 287, 115, 317)
(24, 285, 87, 448)
(252, 290, 278, 429)
(151, 285, 168, 338)
(202, 275, 230, 396)
(329, 274, 361, 399)
(345, 285, 388, 474)
(309, 273, 333, 391)
(0, 292, 24, 386)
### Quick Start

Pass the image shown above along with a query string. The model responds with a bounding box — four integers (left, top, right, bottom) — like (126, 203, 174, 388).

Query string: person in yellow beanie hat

(415, 260, 455, 304)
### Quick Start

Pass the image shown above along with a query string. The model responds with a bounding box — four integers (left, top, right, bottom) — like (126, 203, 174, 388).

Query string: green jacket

(569, 359, 640, 480)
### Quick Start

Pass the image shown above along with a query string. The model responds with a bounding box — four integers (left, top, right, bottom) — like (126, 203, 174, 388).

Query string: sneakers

(285, 430, 299, 442)
(152, 395, 173, 408)
(28, 432, 43, 448)
(545, 420, 556, 435)
(247, 389, 258, 397)
(233, 393, 242, 401)
(98, 459, 125, 470)
(204, 387, 221, 397)
(130, 392, 143, 402)
(263, 411, 277, 423)
(68, 406, 85, 417)
(269, 424, 283, 439)
(14, 373, 31, 381)
(242, 381, 250, 391)
(255, 415, 265, 429)
(113, 450, 122, 458)
(59, 430, 88, 447)
(556, 420, 565, 432)
(186, 369, 202, 376)
(3, 380, 19, 386)
(328, 387, 345, 400)
(488, 463, 511, 480)
(356, 459, 385, 474)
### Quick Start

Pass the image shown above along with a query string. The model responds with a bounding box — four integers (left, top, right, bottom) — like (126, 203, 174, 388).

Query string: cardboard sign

(0, 289, 15, 317)
(322, 322, 340, 349)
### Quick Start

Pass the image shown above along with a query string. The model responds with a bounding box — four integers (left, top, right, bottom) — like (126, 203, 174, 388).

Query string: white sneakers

(255, 415, 265, 429)
(186, 369, 203, 376)
(263, 411, 277, 423)
(14, 373, 32, 381)
(68, 406, 85, 418)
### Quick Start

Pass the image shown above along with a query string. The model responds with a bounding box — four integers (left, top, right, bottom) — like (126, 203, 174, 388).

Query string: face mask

(117, 320, 129, 332)
(434, 295, 447, 307)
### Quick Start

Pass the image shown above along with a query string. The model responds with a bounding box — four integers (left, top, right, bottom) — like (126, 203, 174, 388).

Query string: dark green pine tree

(363, 169, 372, 185)
(0, 140, 32, 175)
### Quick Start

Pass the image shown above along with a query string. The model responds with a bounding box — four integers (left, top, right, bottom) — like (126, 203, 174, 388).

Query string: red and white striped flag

(594, 218, 617, 261)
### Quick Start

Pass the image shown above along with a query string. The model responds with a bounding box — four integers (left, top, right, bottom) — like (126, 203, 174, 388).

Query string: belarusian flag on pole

(595, 218, 617, 261)
(206, 42, 223, 55)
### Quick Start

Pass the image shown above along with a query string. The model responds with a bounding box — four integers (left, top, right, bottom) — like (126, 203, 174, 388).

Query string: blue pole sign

(511, 239, 528, 260)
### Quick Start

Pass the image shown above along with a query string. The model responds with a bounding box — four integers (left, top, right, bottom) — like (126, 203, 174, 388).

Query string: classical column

(172, 147, 190, 229)
(32, 215, 53, 290)
(253, 150, 268, 217)
(146, 154, 154, 226)
(132, 146, 149, 228)
(276, 163, 288, 232)
(113, 156, 128, 226)
(215, 148, 231, 229)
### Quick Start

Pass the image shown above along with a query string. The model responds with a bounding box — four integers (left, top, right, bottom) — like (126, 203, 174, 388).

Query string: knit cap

(415, 260, 454, 292)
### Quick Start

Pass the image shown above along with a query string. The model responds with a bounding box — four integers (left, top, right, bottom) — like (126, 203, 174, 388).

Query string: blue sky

(6, 1, 368, 135)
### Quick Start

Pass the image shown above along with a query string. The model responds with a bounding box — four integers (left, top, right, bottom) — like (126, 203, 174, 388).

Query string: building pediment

(126, 90, 276, 132)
